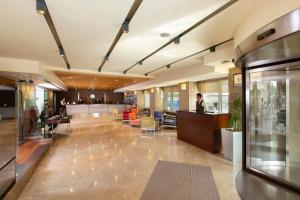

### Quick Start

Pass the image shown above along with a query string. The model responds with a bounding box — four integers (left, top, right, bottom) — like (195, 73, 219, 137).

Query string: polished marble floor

(18, 115, 241, 200)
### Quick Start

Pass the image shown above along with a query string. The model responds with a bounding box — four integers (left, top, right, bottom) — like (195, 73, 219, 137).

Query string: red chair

(123, 111, 130, 123)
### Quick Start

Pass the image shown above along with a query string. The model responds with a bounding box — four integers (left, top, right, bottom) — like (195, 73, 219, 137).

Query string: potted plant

(221, 98, 242, 162)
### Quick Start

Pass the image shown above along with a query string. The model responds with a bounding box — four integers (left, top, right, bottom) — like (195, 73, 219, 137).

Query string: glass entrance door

(246, 64, 300, 189)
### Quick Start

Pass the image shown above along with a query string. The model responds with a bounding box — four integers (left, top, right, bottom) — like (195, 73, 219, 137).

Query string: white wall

(234, 0, 300, 47)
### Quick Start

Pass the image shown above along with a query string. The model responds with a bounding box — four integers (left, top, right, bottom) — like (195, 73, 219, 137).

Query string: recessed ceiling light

(160, 33, 170, 38)
(221, 60, 232, 64)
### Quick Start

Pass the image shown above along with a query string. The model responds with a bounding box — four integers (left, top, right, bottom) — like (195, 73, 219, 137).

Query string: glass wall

(246, 65, 300, 189)
(198, 79, 228, 114)
(0, 77, 16, 197)
(165, 92, 179, 112)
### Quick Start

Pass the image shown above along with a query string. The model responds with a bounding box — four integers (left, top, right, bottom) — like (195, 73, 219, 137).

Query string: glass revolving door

(246, 64, 300, 190)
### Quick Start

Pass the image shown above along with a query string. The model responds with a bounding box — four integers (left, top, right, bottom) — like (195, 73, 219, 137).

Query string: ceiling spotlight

(166, 64, 171, 69)
(174, 37, 180, 45)
(122, 20, 129, 33)
(123, 71, 127, 74)
(59, 47, 65, 57)
(138, 61, 143, 66)
(209, 46, 216, 53)
(36, 0, 46, 15)
(145, 73, 148, 77)
(67, 63, 71, 70)
(104, 55, 109, 61)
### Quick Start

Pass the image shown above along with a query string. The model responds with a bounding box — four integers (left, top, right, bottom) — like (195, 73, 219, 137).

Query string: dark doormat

(140, 160, 220, 200)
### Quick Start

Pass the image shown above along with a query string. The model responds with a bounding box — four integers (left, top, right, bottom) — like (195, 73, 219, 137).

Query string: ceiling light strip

(44, 80, 66, 91)
(98, 0, 143, 72)
(38, 0, 71, 70)
(144, 38, 233, 76)
(123, 0, 238, 74)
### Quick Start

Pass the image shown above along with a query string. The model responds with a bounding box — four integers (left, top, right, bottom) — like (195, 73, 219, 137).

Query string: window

(173, 92, 179, 112)
(144, 91, 150, 108)
(199, 79, 228, 114)
(165, 91, 179, 112)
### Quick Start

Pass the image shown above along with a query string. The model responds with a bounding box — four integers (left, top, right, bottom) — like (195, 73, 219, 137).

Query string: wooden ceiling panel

(55, 71, 149, 90)
(0, 75, 15, 87)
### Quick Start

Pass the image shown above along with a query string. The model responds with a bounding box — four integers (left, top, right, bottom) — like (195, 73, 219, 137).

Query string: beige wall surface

(228, 67, 242, 111)
(188, 82, 199, 112)
(178, 82, 199, 112)
(179, 83, 189, 112)
(234, 0, 300, 47)
(149, 88, 163, 115)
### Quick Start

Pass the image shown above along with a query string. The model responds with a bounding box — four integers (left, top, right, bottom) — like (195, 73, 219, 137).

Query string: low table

(47, 115, 71, 136)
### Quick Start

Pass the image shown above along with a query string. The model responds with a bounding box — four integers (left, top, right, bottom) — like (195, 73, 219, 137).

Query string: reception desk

(177, 111, 230, 154)
(66, 104, 127, 115)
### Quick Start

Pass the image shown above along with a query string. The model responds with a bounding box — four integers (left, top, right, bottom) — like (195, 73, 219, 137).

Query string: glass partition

(199, 79, 228, 113)
(165, 92, 179, 112)
(246, 64, 300, 189)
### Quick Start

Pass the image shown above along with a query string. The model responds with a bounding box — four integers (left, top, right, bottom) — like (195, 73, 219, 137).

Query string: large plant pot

(221, 128, 242, 162)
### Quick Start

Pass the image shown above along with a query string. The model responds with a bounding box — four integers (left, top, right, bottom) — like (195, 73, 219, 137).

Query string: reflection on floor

(254, 165, 300, 187)
(4, 139, 51, 200)
(18, 115, 241, 200)
(17, 139, 52, 180)
(236, 170, 300, 199)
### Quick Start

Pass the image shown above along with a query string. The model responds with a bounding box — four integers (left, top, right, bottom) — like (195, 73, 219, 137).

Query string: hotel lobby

(1, 0, 300, 199)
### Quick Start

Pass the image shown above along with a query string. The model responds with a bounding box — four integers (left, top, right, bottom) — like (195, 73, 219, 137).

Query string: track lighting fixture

(143, 38, 233, 76)
(138, 61, 143, 66)
(123, 71, 127, 74)
(122, 20, 130, 33)
(59, 47, 65, 57)
(104, 55, 109, 61)
(36, 0, 47, 14)
(174, 37, 180, 45)
(209, 46, 215, 53)
(123, 1, 237, 73)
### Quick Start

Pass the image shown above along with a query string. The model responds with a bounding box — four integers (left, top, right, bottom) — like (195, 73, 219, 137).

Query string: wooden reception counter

(177, 111, 230, 154)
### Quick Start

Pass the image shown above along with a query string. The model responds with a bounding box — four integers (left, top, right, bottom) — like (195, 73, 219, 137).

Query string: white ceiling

(0, 0, 65, 67)
(0, 0, 260, 78)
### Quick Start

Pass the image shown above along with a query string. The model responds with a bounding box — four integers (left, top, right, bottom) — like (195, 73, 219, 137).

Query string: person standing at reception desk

(196, 93, 206, 114)
(177, 93, 230, 153)
(60, 98, 66, 113)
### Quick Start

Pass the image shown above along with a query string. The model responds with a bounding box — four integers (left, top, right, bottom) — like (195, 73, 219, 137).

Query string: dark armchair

(162, 113, 177, 128)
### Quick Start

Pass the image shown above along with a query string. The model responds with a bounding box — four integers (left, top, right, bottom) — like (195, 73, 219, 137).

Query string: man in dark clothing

(196, 93, 206, 114)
